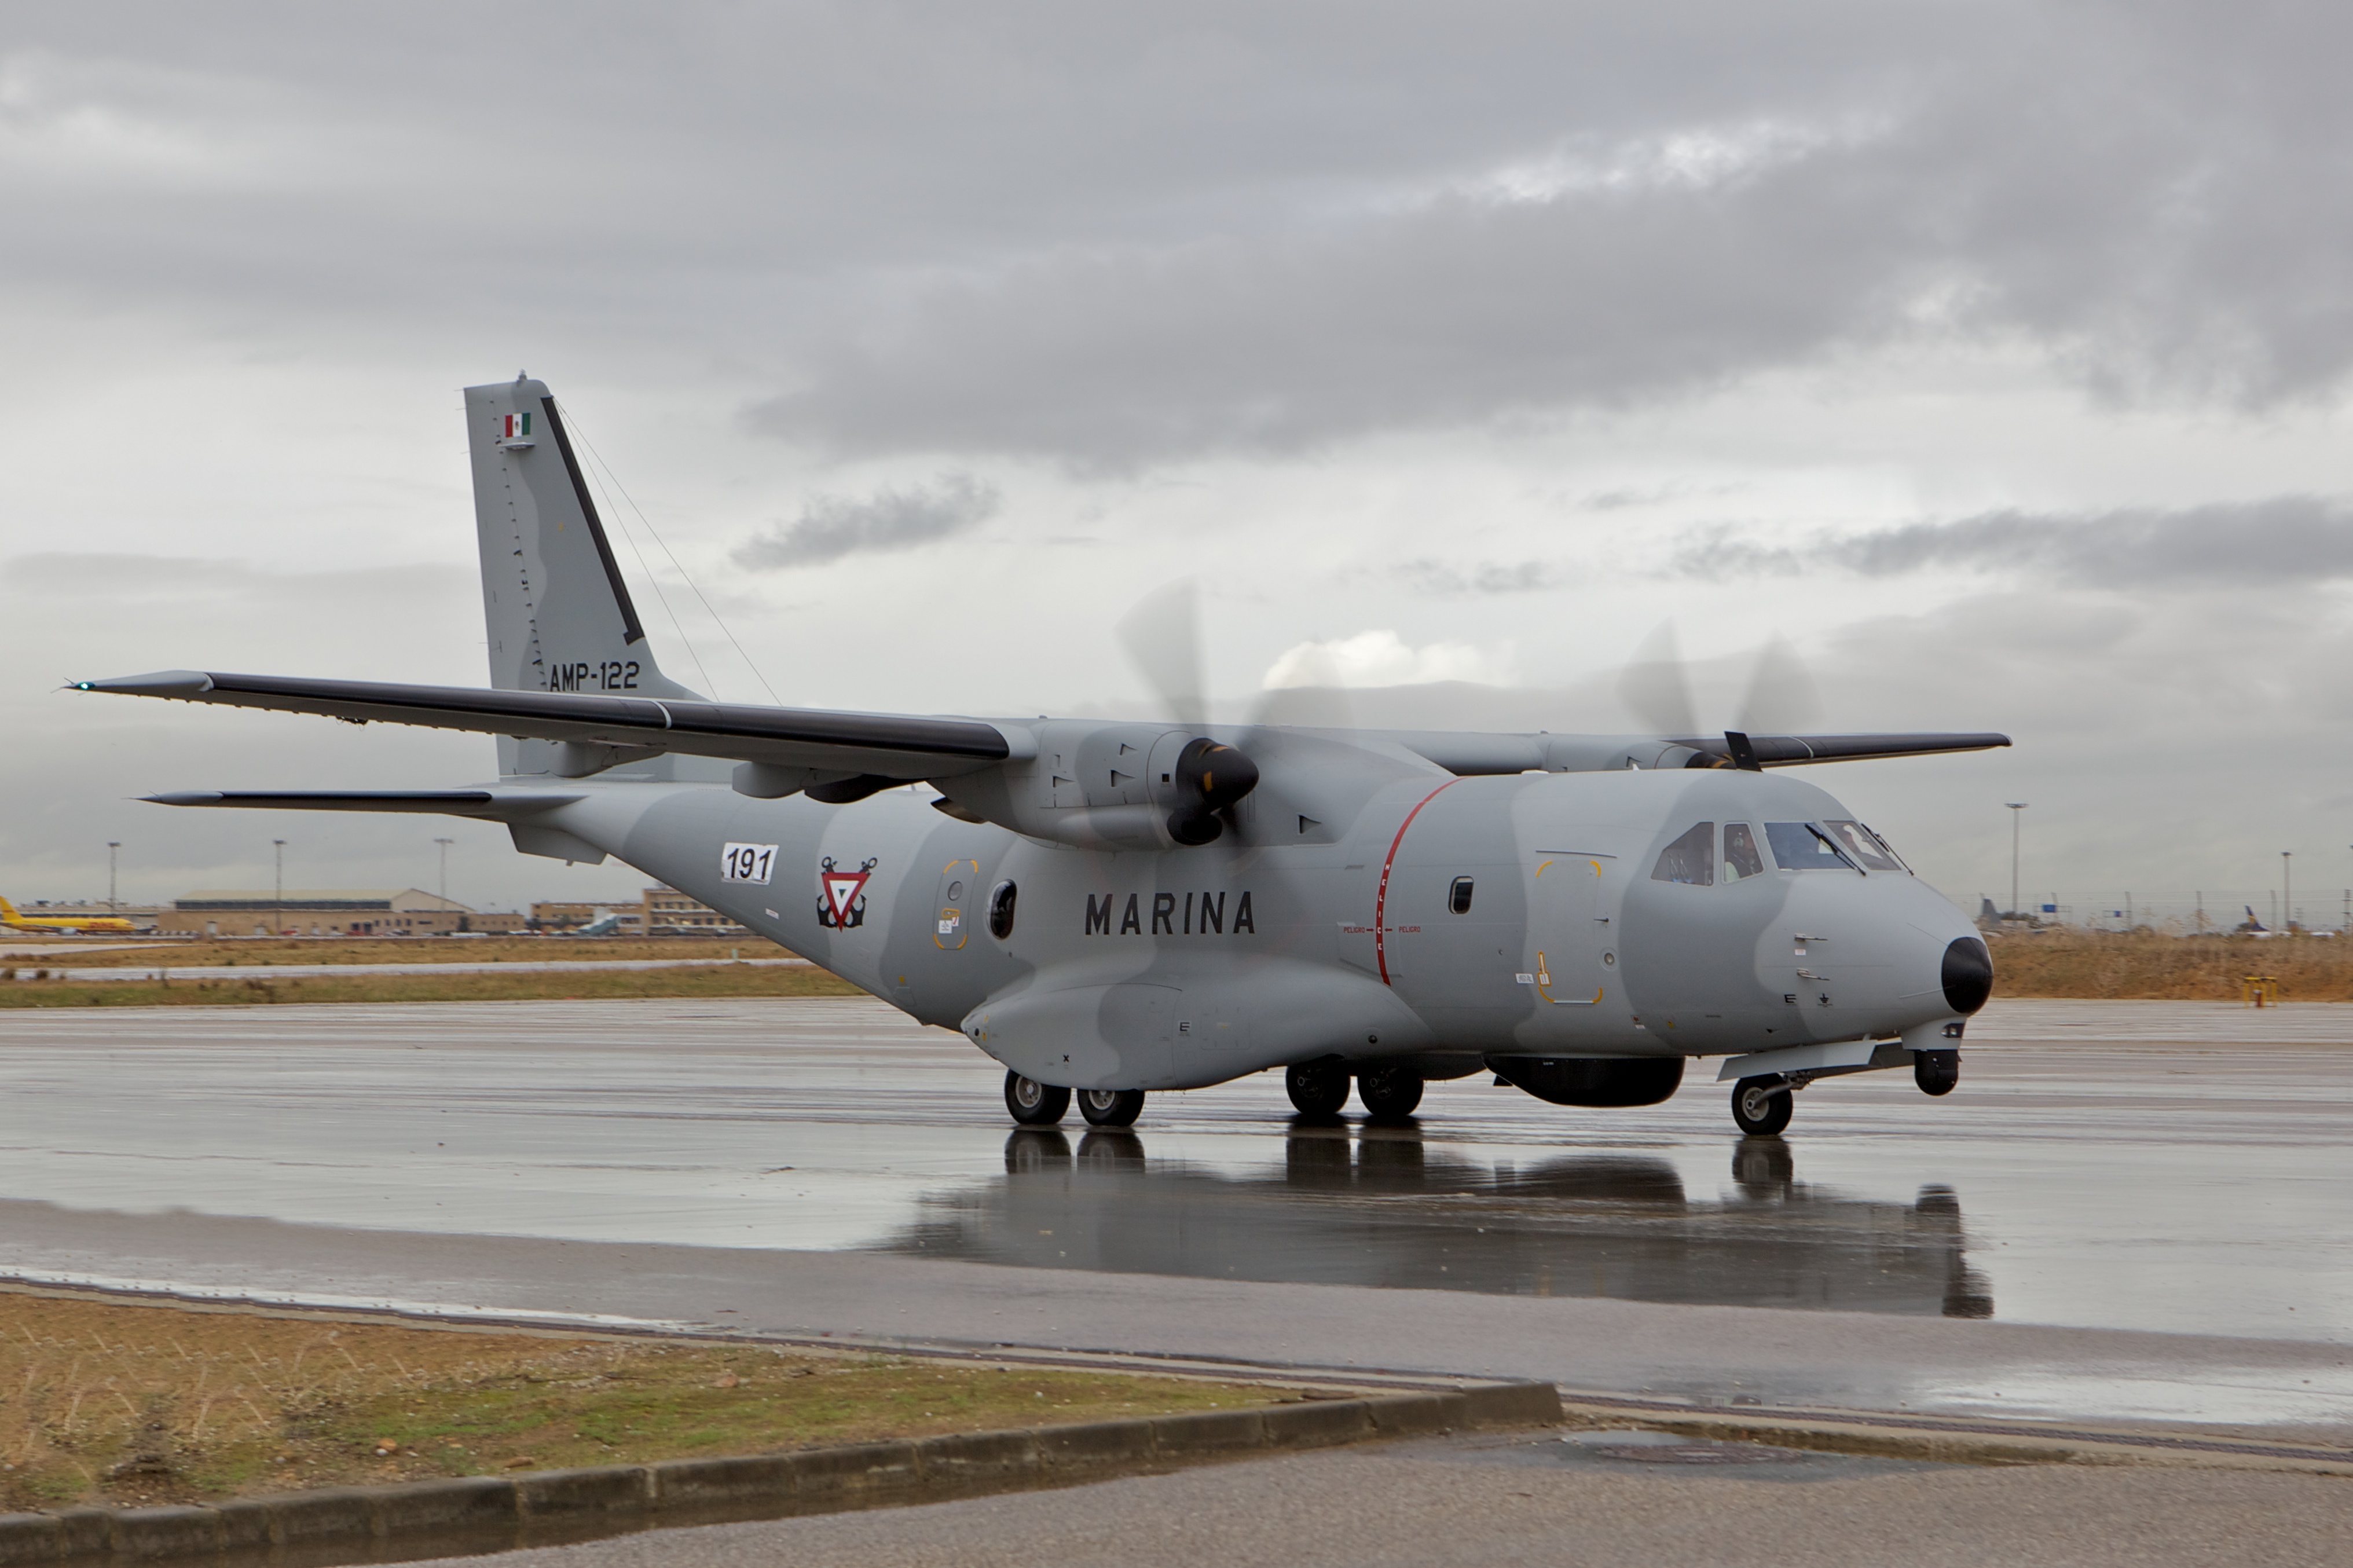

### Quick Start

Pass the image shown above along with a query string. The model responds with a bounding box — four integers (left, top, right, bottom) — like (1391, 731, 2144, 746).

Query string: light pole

(273, 839, 286, 939)
(2005, 804, 2027, 919)
(2284, 851, 2293, 936)
(434, 837, 454, 903)
(107, 842, 120, 915)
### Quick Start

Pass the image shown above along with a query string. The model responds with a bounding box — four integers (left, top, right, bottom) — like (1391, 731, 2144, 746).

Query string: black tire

(1077, 1087, 1146, 1127)
(1005, 1071, 1071, 1126)
(1731, 1076, 1794, 1135)
(1285, 1063, 1351, 1118)
(1914, 1049, 1960, 1097)
(1357, 1065, 1424, 1120)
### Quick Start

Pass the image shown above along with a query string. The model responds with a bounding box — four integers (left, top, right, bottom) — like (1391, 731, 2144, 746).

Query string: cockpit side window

(1766, 821, 1856, 871)
(1722, 822, 1766, 881)
(1650, 822, 1714, 886)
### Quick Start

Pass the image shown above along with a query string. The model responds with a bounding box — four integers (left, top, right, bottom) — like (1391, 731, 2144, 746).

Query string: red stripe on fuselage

(1373, 778, 1460, 986)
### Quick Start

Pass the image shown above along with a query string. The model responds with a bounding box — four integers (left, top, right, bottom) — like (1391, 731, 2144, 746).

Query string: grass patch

(0, 966, 862, 1008)
(1990, 929, 2353, 1000)
(0, 1289, 1278, 1511)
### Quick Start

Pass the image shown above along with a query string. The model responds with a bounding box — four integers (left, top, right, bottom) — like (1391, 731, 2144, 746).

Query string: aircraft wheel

(1357, 1065, 1424, 1120)
(1004, 1071, 1071, 1126)
(1077, 1087, 1146, 1127)
(1731, 1076, 1794, 1136)
(1914, 1049, 1960, 1097)
(1285, 1063, 1351, 1118)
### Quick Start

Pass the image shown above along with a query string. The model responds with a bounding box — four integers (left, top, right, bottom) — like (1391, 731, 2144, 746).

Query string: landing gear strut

(1077, 1087, 1146, 1127)
(1285, 1063, 1350, 1118)
(1730, 1075, 1794, 1136)
(1004, 1071, 1070, 1127)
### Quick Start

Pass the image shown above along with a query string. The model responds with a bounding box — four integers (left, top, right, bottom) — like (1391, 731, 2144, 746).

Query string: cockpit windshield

(1823, 819, 1905, 872)
(1765, 822, 1857, 871)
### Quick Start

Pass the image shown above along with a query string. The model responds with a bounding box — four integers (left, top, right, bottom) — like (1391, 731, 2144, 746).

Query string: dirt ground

(0, 966, 861, 1008)
(0, 1288, 1278, 1511)
(5, 937, 787, 968)
(1985, 929, 2353, 999)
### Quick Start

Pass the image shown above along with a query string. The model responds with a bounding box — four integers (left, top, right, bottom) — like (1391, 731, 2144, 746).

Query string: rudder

(464, 375, 714, 779)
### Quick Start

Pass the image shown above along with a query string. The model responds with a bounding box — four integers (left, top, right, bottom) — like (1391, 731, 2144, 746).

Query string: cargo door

(1528, 852, 1614, 1009)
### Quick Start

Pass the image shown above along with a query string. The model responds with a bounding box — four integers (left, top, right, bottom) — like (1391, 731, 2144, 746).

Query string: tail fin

(0, 897, 16, 920)
(464, 375, 713, 778)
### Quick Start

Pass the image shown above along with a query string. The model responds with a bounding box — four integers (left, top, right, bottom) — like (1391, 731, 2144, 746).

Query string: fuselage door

(934, 858, 979, 950)
(1530, 852, 1614, 1006)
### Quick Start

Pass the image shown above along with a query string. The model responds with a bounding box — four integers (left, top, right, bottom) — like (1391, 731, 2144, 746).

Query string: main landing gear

(1005, 1071, 1071, 1126)
(1730, 1075, 1794, 1136)
(1002, 1071, 1148, 1127)
(1285, 1062, 1424, 1121)
(1077, 1087, 1146, 1127)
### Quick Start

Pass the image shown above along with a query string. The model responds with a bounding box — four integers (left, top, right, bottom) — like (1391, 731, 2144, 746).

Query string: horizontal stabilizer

(80, 671, 1016, 783)
(144, 790, 581, 816)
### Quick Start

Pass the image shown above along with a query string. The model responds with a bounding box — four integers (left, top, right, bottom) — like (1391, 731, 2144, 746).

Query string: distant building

(643, 886, 745, 935)
(160, 889, 474, 937)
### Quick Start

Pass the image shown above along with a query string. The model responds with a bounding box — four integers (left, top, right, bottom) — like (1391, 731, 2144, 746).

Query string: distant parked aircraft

(0, 897, 136, 935)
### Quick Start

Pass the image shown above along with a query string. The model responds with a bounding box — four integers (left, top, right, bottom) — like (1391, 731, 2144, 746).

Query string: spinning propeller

(1116, 580, 1260, 844)
(1618, 622, 1824, 771)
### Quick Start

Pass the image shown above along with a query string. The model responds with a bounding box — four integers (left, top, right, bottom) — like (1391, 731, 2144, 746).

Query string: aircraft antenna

(561, 404, 782, 706)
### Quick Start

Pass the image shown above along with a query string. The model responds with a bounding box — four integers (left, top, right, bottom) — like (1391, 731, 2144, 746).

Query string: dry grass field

(1987, 929, 2353, 999)
(0, 965, 861, 1008)
(2, 937, 785, 968)
(0, 1289, 1275, 1511)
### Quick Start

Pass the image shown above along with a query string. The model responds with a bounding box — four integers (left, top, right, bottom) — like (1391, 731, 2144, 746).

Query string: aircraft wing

(75, 671, 1016, 783)
(1670, 732, 2012, 767)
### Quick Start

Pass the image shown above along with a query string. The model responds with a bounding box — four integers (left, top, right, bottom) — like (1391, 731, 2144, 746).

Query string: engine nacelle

(1488, 1054, 1685, 1107)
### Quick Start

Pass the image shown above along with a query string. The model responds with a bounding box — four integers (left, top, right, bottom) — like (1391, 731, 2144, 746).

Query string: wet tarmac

(1, 997, 2347, 1337)
(0, 997, 2348, 1430)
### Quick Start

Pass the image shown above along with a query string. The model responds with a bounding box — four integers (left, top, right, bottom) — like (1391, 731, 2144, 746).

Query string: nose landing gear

(1730, 1075, 1794, 1136)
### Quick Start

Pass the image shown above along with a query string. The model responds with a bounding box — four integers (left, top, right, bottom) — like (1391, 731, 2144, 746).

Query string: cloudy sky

(8, 1, 2351, 925)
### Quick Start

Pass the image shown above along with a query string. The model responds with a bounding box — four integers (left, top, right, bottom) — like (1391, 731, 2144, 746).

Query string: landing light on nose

(1941, 937, 1992, 1014)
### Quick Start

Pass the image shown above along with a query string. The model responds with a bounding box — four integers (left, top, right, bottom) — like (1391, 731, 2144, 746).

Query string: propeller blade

(1735, 633, 1823, 736)
(1116, 579, 1207, 727)
(1619, 621, 1698, 737)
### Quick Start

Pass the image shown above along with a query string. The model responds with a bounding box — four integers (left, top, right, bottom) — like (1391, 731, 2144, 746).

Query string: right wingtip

(142, 792, 224, 807)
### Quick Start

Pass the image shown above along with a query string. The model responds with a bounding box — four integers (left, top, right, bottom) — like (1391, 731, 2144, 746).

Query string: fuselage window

(1824, 819, 1905, 872)
(1449, 876, 1475, 914)
(988, 880, 1018, 939)
(1766, 822, 1857, 871)
(1723, 822, 1766, 882)
(1650, 822, 1714, 885)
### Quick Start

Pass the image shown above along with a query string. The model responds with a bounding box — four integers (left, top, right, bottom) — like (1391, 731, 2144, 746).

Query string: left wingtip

(74, 671, 216, 697)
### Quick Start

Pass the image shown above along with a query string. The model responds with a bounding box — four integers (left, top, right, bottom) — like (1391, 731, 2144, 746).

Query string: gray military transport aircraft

(76, 376, 2003, 1137)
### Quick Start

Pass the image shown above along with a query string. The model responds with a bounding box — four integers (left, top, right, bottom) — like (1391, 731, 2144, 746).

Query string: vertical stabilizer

(464, 376, 712, 778)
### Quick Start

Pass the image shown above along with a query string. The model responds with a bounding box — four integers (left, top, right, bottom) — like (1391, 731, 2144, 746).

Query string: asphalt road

(412, 1428, 2353, 1568)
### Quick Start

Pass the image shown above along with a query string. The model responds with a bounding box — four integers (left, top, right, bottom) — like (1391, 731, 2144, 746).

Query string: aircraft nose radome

(1942, 936, 1993, 1014)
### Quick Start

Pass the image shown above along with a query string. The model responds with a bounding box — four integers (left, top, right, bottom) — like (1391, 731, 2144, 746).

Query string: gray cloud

(1672, 497, 2353, 589)
(1397, 559, 1560, 595)
(730, 475, 1000, 570)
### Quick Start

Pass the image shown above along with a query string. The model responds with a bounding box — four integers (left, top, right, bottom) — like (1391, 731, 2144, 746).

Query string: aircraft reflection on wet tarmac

(879, 1122, 1995, 1320)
